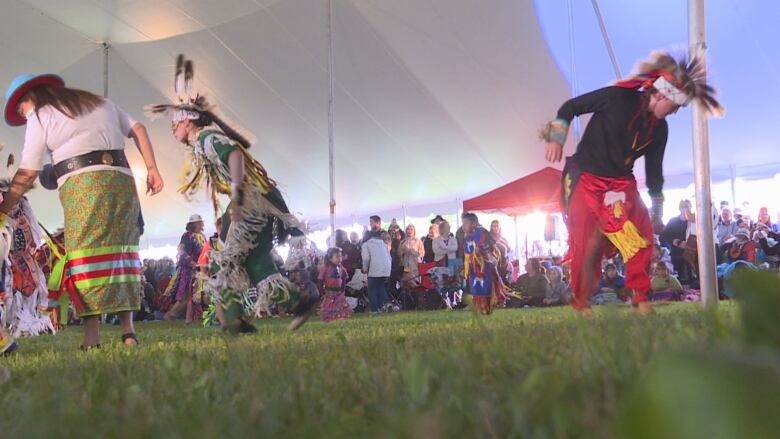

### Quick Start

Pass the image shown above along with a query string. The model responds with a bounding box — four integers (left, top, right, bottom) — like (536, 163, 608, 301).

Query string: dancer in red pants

(542, 51, 722, 315)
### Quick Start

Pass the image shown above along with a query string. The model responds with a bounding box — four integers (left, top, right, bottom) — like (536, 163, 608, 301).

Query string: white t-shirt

(19, 99, 137, 185)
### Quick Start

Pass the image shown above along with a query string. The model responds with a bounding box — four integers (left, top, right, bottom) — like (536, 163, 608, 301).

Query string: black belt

(53, 150, 129, 179)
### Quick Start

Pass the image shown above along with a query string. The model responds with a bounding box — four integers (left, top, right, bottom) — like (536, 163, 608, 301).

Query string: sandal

(121, 333, 140, 346)
(79, 344, 101, 351)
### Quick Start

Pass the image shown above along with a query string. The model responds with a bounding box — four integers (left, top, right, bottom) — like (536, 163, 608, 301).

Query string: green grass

(0, 303, 746, 438)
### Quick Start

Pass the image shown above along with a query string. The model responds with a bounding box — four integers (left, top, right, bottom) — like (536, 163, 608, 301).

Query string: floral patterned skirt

(319, 290, 351, 322)
(58, 170, 142, 317)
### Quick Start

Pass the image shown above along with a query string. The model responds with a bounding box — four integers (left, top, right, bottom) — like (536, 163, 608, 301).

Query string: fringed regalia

(463, 227, 506, 315)
(147, 55, 311, 328)
(0, 194, 55, 337)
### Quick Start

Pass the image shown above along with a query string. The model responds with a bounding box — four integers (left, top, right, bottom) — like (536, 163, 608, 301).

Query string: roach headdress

(614, 50, 724, 117)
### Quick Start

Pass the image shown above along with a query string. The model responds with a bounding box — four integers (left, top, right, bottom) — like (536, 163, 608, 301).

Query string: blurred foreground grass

(0, 287, 777, 438)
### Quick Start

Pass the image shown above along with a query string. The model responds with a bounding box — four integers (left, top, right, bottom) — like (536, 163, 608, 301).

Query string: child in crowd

(651, 261, 683, 293)
(650, 261, 684, 301)
(593, 263, 625, 305)
(318, 248, 351, 322)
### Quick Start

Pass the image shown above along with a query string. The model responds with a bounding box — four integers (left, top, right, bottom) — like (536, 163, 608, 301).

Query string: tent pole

(590, 0, 622, 79)
(102, 43, 110, 98)
(689, 0, 718, 310)
(456, 198, 461, 229)
(566, 0, 581, 143)
(513, 215, 520, 264)
(729, 165, 737, 208)
(327, 0, 336, 238)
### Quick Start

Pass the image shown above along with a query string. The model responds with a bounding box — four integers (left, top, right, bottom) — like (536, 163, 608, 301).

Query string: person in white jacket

(433, 221, 459, 275)
(361, 218, 392, 312)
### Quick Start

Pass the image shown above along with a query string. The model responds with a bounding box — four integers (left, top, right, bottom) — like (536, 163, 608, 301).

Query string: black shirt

(556, 86, 668, 197)
(659, 217, 688, 257)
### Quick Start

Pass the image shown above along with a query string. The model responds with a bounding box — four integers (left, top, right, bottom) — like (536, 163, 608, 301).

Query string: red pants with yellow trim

(566, 172, 652, 309)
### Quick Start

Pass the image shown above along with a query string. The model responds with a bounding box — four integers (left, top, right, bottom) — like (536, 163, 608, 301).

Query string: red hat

(4, 73, 65, 126)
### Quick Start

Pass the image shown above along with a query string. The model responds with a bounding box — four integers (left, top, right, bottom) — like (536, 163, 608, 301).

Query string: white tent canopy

(0, 0, 572, 243)
(0, 0, 776, 245)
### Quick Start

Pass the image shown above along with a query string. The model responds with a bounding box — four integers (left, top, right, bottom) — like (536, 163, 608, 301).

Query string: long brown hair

(25, 85, 104, 120)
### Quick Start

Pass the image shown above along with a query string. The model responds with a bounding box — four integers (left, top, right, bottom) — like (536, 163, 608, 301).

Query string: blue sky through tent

(532, 0, 780, 185)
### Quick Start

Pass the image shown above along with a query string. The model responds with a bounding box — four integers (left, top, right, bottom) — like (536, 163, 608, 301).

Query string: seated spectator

(716, 207, 738, 245)
(725, 228, 756, 264)
(543, 266, 570, 306)
(717, 260, 757, 299)
(651, 261, 683, 297)
(651, 243, 675, 275)
(757, 206, 773, 231)
(511, 258, 549, 307)
(593, 263, 626, 304)
(756, 227, 780, 261)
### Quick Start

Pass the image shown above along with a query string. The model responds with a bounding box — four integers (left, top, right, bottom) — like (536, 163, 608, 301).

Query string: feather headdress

(145, 54, 255, 146)
(145, 54, 211, 123)
(615, 50, 724, 117)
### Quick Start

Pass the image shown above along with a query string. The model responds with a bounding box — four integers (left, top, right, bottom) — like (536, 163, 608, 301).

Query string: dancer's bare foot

(633, 302, 656, 316)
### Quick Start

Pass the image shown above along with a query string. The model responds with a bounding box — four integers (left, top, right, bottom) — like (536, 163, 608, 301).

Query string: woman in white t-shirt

(0, 73, 164, 351)
(432, 221, 458, 273)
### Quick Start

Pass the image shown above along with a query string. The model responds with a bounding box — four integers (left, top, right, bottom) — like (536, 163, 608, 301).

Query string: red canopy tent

(463, 167, 563, 216)
(463, 167, 564, 264)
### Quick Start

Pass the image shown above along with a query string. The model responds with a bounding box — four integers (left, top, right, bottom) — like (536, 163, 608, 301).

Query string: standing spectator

(660, 200, 693, 284)
(433, 221, 458, 271)
(336, 229, 361, 279)
(421, 224, 438, 263)
(362, 217, 392, 313)
(455, 224, 465, 263)
(363, 215, 383, 243)
(425, 215, 446, 263)
(388, 219, 405, 241)
(715, 207, 738, 245)
(350, 231, 361, 246)
(388, 225, 404, 291)
(490, 220, 512, 284)
(399, 225, 424, 287)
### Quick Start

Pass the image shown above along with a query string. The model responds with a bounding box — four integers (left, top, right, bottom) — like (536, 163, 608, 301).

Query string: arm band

(651, 195, 664, 219)
(541, 118, 570, 145)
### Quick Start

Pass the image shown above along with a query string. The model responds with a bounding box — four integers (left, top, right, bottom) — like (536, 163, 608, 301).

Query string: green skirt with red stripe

(52, 170, 142, 317)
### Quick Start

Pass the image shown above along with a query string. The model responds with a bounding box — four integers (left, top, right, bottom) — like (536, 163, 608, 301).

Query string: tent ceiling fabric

(0, 0, 570, 243)
(7, 1, 772, 244)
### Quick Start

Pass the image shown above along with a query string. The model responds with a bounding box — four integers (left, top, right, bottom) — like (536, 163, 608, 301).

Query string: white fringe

(253, 273, 295, 318)
(283, 235, 310, 271)
(206, 183, 303, 301)
(7, 292, 55, 338)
